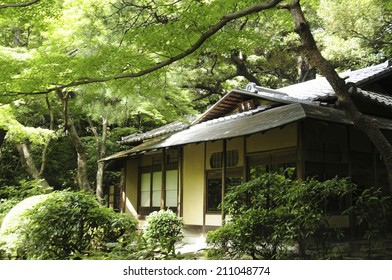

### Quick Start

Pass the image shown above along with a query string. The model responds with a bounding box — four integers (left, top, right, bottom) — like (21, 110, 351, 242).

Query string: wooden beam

(296, 120, 305, 180)
(203, 142, 207, 232)
(161, 149, 167, 210)
(221, 139, 227, 224)
(179, 148, 184, 217)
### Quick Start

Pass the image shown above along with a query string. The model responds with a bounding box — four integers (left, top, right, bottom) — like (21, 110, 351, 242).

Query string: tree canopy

(1, 0, 391, 192)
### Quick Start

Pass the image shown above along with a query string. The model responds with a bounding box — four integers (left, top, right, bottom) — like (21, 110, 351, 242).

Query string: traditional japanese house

(102, 61, 392, 234)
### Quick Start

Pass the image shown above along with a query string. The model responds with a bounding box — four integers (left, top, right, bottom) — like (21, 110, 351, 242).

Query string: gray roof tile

(120, 121, 190, 144)
(278, 60, 392, 102)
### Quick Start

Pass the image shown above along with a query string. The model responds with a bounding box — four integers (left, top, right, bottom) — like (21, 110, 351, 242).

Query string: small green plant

(143, 209, 184, 257)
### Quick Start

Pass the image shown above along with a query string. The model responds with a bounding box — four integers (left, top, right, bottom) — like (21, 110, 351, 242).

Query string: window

(140, 171, 162, 215)
(140, 173, 151, 207)
(206, 169, 243, 212)
(210, 150, 239, 168)
(248, 148, 296, 180)
(152, 172, 162, 207)
(139, 149, 179, 215)
(304, 120, 349, 182)
(139, 169, 178, 215)
(166, 170, 178, 208)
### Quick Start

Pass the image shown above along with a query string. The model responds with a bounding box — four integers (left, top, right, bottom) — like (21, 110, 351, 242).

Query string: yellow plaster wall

(182, 143, 205, 225)
(246, 123, 297, 153)
(125, 158, 139, 217)
(205, 214, 222, 226)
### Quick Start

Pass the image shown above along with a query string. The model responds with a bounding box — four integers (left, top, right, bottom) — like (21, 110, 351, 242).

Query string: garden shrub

(346, 187, 391, 258)
(143, 209, 184, 257)
(0, 180, 50, 225)
(0, 190, 137, 259)
(0, 195, 49, 259)
(206, 171, 353, 259)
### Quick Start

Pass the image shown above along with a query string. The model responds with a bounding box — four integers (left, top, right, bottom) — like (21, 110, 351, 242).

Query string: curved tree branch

(7, 0, 284, 96)
(231, 52, 261, 85)
(284, 0, 392, 190)
(0, 0, 40, 9)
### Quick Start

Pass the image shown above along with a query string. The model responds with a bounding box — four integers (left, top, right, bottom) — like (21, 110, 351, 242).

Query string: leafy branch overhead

(4, 0, 286, 96)
(0, 0, 40, 9)
(2, 0, 390, 97)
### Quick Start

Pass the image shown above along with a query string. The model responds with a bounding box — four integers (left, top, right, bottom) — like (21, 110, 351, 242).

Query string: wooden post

(347, 125, 354, 239)
(202, 142, 207, 232)
(120, 167, 126, 213)
(178, 148, 184, 217)
(296, 121, 305, 180)
(161, 149, 167, 210)
(222, 139, 227, 224)
(243, 136, 249, 182)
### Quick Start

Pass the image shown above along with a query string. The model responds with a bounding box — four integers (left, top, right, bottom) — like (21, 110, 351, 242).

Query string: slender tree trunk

(297, 55, 316, 82)
(59, 90, 92, 192)
(285, 0, 392, 191)
(68, 116, 92, 192)
(90, 116, 108, 203)
(12, 96, 53, 192)
(39, 95, 54, 176)
(16, 142, 51, 191)
(0, 129, 5, 148)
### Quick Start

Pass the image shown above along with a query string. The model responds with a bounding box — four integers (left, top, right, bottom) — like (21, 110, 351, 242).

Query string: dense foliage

(347, 187, 391, 258)
(0, 179, 48, 225)
(207, 171, 392, 259)
(207, 171, 353, 259)
(0, 190, 137, 259)
(84, 209, 186, 260)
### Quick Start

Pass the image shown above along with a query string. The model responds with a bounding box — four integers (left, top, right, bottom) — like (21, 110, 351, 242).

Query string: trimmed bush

(0, 190, 137, 259)
(143, 209, 184, 257)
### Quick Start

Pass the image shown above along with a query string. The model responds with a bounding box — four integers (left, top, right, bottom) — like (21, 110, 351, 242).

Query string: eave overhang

(101, 103, 392, 162)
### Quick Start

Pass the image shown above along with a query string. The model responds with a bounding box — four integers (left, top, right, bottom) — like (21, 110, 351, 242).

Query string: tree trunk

(68, 119, 92, 192)
(0, 129, 5, 147)
(16, 142, 51, 191)
(297, 55, 316, 82)
(96, 117, 108, 203)
(59, 90, 92, 192)
(286, 0, 392, 191)
(39, 95, 54, 176)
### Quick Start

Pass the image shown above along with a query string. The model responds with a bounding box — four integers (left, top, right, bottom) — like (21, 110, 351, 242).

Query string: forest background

(0, 0, 391, 207)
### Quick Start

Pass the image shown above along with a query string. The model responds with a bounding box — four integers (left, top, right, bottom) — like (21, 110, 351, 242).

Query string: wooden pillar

(202, 142, 207, 232)
(179, 147, 184, 217)
(120, 166, 126, 213)
(347, 125, 354, 239)
(243, 136, 249, 182)
(296, 121, 305, 180)
(161, 149, 167, 210)
(222, 139, 227, 224)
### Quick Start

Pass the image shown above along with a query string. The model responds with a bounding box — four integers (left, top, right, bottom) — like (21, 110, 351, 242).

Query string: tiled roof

(353, 88, 392, 107)
(101, 103, 392, 161)
(119, 121, 190, 144)
(277, 60, 392, 102)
